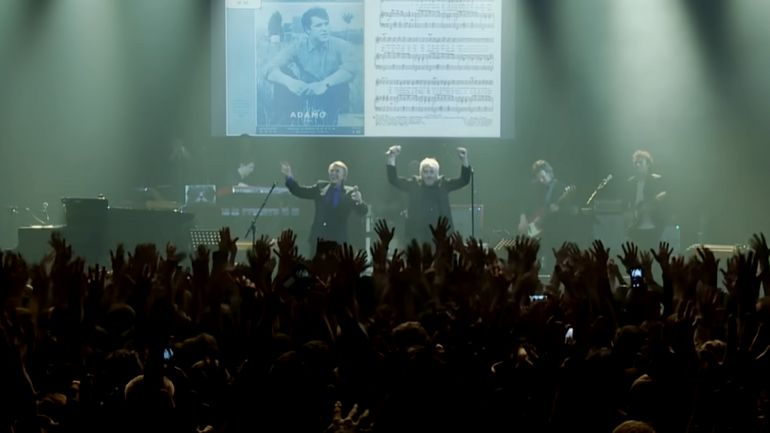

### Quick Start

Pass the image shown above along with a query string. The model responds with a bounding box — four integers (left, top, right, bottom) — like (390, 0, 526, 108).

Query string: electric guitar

(521, 185, 575, 238)
(626, 191, 667, 231)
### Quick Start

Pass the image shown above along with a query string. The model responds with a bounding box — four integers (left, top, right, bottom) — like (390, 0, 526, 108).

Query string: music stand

(493, 238, 517, 252)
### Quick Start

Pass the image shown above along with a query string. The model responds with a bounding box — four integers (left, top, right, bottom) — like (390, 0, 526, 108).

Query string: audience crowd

(2, 219, 770, 433)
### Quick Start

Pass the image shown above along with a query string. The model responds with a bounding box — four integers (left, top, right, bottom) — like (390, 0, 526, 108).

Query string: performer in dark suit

(625, 150, 669, 250)
(386, 145, 471, 244)
(281, 160, 367, 253)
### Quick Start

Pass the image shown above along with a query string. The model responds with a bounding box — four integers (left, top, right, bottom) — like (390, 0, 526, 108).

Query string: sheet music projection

(365, 0, 501, 137)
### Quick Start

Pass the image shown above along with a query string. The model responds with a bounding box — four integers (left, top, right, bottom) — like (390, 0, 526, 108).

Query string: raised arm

(281, 162, 317, 199)
(386, 145, 412, 191)
(444, 147, 471, 191)
(348, 185, 368, 216)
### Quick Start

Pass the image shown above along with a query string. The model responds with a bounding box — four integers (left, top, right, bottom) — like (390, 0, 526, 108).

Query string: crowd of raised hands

(2, 222, 770, 433)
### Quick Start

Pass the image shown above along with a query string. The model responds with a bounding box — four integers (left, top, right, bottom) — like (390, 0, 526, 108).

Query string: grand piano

(16, 185, 305, 265)
(17, 197, 194, 265)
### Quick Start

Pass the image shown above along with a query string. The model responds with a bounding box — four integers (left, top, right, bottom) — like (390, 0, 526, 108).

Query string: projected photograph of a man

(257, 1, 364, 135)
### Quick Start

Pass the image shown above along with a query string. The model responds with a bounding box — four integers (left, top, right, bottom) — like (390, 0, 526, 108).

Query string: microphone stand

(244, 182, 276, 244)
(470, 168, 475, 239)
(585, 175, 613, 208)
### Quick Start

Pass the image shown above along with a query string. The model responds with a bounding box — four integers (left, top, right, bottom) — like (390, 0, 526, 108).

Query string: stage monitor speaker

(592, 212, 626, 253)
(17, 225, 62, 263)
(450, 204, 484, 239)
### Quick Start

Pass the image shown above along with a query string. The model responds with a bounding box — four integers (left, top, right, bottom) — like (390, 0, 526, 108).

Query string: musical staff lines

(375, 106, 494, 113)
(379, 21, 494, 30)
(367, 0, 501, 135)
(380, 0, 494, 3)
(380, 9, 494, 20)
(375, 64, 494, 71)
(375, 78, 493, 86)
(375, 94, 494, 103)
(375, 36, 494, 43)
(375, 52, 493, 62)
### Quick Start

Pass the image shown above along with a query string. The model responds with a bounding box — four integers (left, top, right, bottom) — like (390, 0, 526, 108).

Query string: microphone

(600, 174, 613, 187)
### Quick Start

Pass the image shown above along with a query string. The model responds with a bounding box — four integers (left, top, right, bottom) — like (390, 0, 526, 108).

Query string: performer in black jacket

(517, 159, 578, 270)
(281, 160, 367, 254)
(386, 145, 471, 244)
(625, 150, 669, 250)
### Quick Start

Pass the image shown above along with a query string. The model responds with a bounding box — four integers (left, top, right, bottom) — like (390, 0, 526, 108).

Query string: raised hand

(450, 231, 465, 254)
(430, 216, 452, 249)
(651, 241, 674, 271)
(726, 251, 761, 313)
(350, 186, 363, 204)
(552, 241, 580, 266)
(695, 246, 720, 288)
(110, 243, 127, 276)
(751, 233, 769, 272)
(373, 219, 395, 246)
(617, 241, 640, 271)
(0, 251, 28, 302)
(589, 240, 610, 266)
(218, 227, 239, 265)
(280, 161, 293, 178)
(386, 145, 401, 157)
(325, 401, 371, 433)
(165, 242, 182, 263)
(336, 243, 368, 277)
(274, 229, 298, 259)
(640, 251, 654, 276)
(49, 231, 73, 265)
(457, 147, 469, 164)
(128, 243, 159, 279)
(249, 234, 273, 265)
(506, 235, 540, 276)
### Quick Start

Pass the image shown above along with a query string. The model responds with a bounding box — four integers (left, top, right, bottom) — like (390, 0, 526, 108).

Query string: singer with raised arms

(386, 145, 471, 244)
(281, 160, 367, 254)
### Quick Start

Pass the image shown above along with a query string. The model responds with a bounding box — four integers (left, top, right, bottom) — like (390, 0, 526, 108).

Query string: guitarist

(518, 160, 575, 266)
(625, 150, 668, 250)
(264, 6, 359, 126)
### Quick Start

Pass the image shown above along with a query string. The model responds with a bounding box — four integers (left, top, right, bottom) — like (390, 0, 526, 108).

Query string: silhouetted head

(612, 420, 656, 433)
